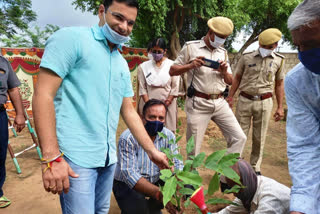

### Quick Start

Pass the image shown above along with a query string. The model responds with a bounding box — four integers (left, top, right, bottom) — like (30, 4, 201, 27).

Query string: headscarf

(236, 159, 258, 212)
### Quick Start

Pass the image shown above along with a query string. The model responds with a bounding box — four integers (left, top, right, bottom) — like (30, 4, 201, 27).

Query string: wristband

(41, 153, 64, 173)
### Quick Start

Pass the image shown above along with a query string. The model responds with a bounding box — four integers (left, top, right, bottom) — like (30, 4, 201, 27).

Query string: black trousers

(113, 179, 164, 214)
(0, 110, 8, 197)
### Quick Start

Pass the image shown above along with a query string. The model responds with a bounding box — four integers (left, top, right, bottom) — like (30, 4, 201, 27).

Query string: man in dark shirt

(0, 55, 25, 208)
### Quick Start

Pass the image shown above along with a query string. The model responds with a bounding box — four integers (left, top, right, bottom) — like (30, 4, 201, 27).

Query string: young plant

(158, 132, 243, 213)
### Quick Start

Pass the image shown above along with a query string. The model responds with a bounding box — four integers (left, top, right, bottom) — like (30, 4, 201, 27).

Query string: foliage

(0, 0, 37, 38)
(158, 132, 243, 212)
(71, 0, 301, 57)
(1, 24, 60, 48)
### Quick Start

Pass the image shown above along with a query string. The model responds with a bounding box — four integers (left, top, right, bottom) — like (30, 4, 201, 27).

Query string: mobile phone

(203, 58, 220, 69)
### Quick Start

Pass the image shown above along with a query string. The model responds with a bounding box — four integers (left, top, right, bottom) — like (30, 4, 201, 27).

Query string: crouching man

(113, 99, 183, 214)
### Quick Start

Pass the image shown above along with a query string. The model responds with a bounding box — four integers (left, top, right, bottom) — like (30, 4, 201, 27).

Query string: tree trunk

(230, 31, 259, 69)
(169, 5, 184, 60)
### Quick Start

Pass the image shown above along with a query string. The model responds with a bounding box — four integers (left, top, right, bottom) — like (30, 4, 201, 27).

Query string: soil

(2, 97, 290, 214)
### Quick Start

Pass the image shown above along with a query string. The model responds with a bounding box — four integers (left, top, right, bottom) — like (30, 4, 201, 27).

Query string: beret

(207, 17, 234, 36)
(258, 28, 282, 45)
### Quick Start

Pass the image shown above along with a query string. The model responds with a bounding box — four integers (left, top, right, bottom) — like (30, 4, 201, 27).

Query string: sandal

(0, 196, 11, 208)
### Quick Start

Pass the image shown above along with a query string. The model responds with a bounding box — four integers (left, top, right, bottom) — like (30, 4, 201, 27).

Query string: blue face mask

(100, 12, 130, 45)
(144, 120, 164, 136)
(298, 48, 320, 75)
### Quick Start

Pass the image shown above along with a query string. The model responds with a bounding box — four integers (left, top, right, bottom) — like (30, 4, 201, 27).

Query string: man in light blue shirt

(285, 1, 320, 213)
(113, 99, 183, 214)
(32, 0, 168, 213)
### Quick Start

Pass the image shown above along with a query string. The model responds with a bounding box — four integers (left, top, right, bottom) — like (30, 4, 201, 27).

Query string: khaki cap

(258, 28, 282, 45)
(207, 16, 234, 36)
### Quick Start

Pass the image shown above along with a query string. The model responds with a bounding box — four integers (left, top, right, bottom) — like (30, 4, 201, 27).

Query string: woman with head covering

(137, 38, 180, 133)
(215, 159, 290, 213)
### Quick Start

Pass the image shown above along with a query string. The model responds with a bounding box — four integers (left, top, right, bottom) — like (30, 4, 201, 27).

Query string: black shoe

(255, 171, 261, 176)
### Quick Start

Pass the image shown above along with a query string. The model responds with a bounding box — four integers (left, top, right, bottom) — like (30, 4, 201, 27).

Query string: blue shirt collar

(91, 24, 122, 50)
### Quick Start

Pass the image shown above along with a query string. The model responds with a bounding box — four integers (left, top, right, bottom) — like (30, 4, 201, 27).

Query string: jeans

(0, 110, 8, 197)
(113, 179, 163, 214)
(60, 156, 116, 214)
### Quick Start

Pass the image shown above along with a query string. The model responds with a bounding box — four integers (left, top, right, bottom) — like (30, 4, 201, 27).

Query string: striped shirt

(114, 127, 183, 189)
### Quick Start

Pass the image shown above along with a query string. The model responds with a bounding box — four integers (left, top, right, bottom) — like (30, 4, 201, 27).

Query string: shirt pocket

(264, 62, 278, 83)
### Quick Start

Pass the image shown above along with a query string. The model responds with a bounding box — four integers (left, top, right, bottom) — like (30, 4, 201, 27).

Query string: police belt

(240, 91, 273, 101)
(0, 104, 6, 112)
(194, 89, 223, 100)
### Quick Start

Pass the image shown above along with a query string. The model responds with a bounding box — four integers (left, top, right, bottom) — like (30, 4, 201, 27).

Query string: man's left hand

(148, 149, 169, 169)
(217, 61, 228, 74)
(14, 114, 25, 132)
(274, 107, 284, 122)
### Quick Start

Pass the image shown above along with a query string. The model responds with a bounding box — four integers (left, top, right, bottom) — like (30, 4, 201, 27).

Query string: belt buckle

(252, 95, 260, 100)
(210, 94, 218, 99)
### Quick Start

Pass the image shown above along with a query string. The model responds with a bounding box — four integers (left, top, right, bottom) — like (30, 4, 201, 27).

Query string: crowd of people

(0, 0, 319, 213)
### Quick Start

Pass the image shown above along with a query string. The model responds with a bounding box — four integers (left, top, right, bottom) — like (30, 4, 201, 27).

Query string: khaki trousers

(186, 96, 246, 156)
(235, 95, 273, 172)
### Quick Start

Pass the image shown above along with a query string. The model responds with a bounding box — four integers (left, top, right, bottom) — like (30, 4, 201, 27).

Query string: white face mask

(209, 34, 226, 48)
(147, 53, 153, 60)
(259, 47, 273, 58)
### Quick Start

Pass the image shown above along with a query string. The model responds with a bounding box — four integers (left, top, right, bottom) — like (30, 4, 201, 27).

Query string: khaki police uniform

(234, 50, 285, 172)
(174, 38, 247, 155)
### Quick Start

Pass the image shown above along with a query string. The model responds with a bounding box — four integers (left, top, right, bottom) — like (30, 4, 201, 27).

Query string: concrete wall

(229, 52, 300, 74)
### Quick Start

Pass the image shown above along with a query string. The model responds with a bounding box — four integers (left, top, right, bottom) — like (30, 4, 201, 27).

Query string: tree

(0, 0, 37, 38)
(71, 0, 301, 58)
(1, 24, 60, 48)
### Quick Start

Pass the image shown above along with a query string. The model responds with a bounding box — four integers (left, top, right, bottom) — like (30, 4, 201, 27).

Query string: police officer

(0, 55, 25, 208)
(226, 28, 285, 175)
(170, 17, 246, 156)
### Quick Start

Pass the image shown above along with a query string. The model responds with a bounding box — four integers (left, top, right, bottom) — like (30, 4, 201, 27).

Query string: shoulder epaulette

(274, 52, 285, 58)
(185, 40, 201, 45)
(243, 50, 255, 55)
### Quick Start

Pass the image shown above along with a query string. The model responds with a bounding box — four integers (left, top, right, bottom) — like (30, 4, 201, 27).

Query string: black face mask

(220, 181, 232, 193)
(144, 120, 164, 136)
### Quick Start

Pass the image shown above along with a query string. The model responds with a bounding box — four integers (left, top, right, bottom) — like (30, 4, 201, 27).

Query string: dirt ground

(2, 97, 291, 214)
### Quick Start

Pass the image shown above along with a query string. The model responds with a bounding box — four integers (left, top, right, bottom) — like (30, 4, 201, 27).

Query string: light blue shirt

(40, 25, 134, 168)
(114, 128, 183, 189)
(285, 63, 320, 214)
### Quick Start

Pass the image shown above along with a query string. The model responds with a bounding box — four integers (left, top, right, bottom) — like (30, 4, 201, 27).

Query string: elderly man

(214, 159, 290, 213)
(113, 99, 183, 214)
(170, 17, 246, 156)
(0, 56, 25, 208)
(32, 0, 168, 213)
(226, 28, 285, 175)
(285, 0, 320, 213)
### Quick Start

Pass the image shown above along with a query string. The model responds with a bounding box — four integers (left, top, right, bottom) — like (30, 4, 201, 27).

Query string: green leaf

(176, 171, 202, 186)
(174, 153, 183, 161)
(168, 139, 175, 144)
(179, 188, 195, 195)
(221, 167, 241, 185)
(205, 149, 227, 170)
(218, 153, 240, 167)
(162, 176, 177, 206)
(158, 132, 167, 139)
(176, 135, 182, 143)
(192, 152, 206, 168)
(206, 198, 239, 206)
(208, 172, 220, 195)
(186, 136, 195, 155)
(223, 185, 242, 194)
(170, 197, 177, 206)
(160, 169, 173, 181)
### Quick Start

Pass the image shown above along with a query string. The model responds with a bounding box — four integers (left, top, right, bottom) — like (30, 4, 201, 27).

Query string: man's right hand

(41, 158, 79, 195)
(226, 96, 234, 108)
(190, 56, 205, 69)
(290, 212, 304, 214)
